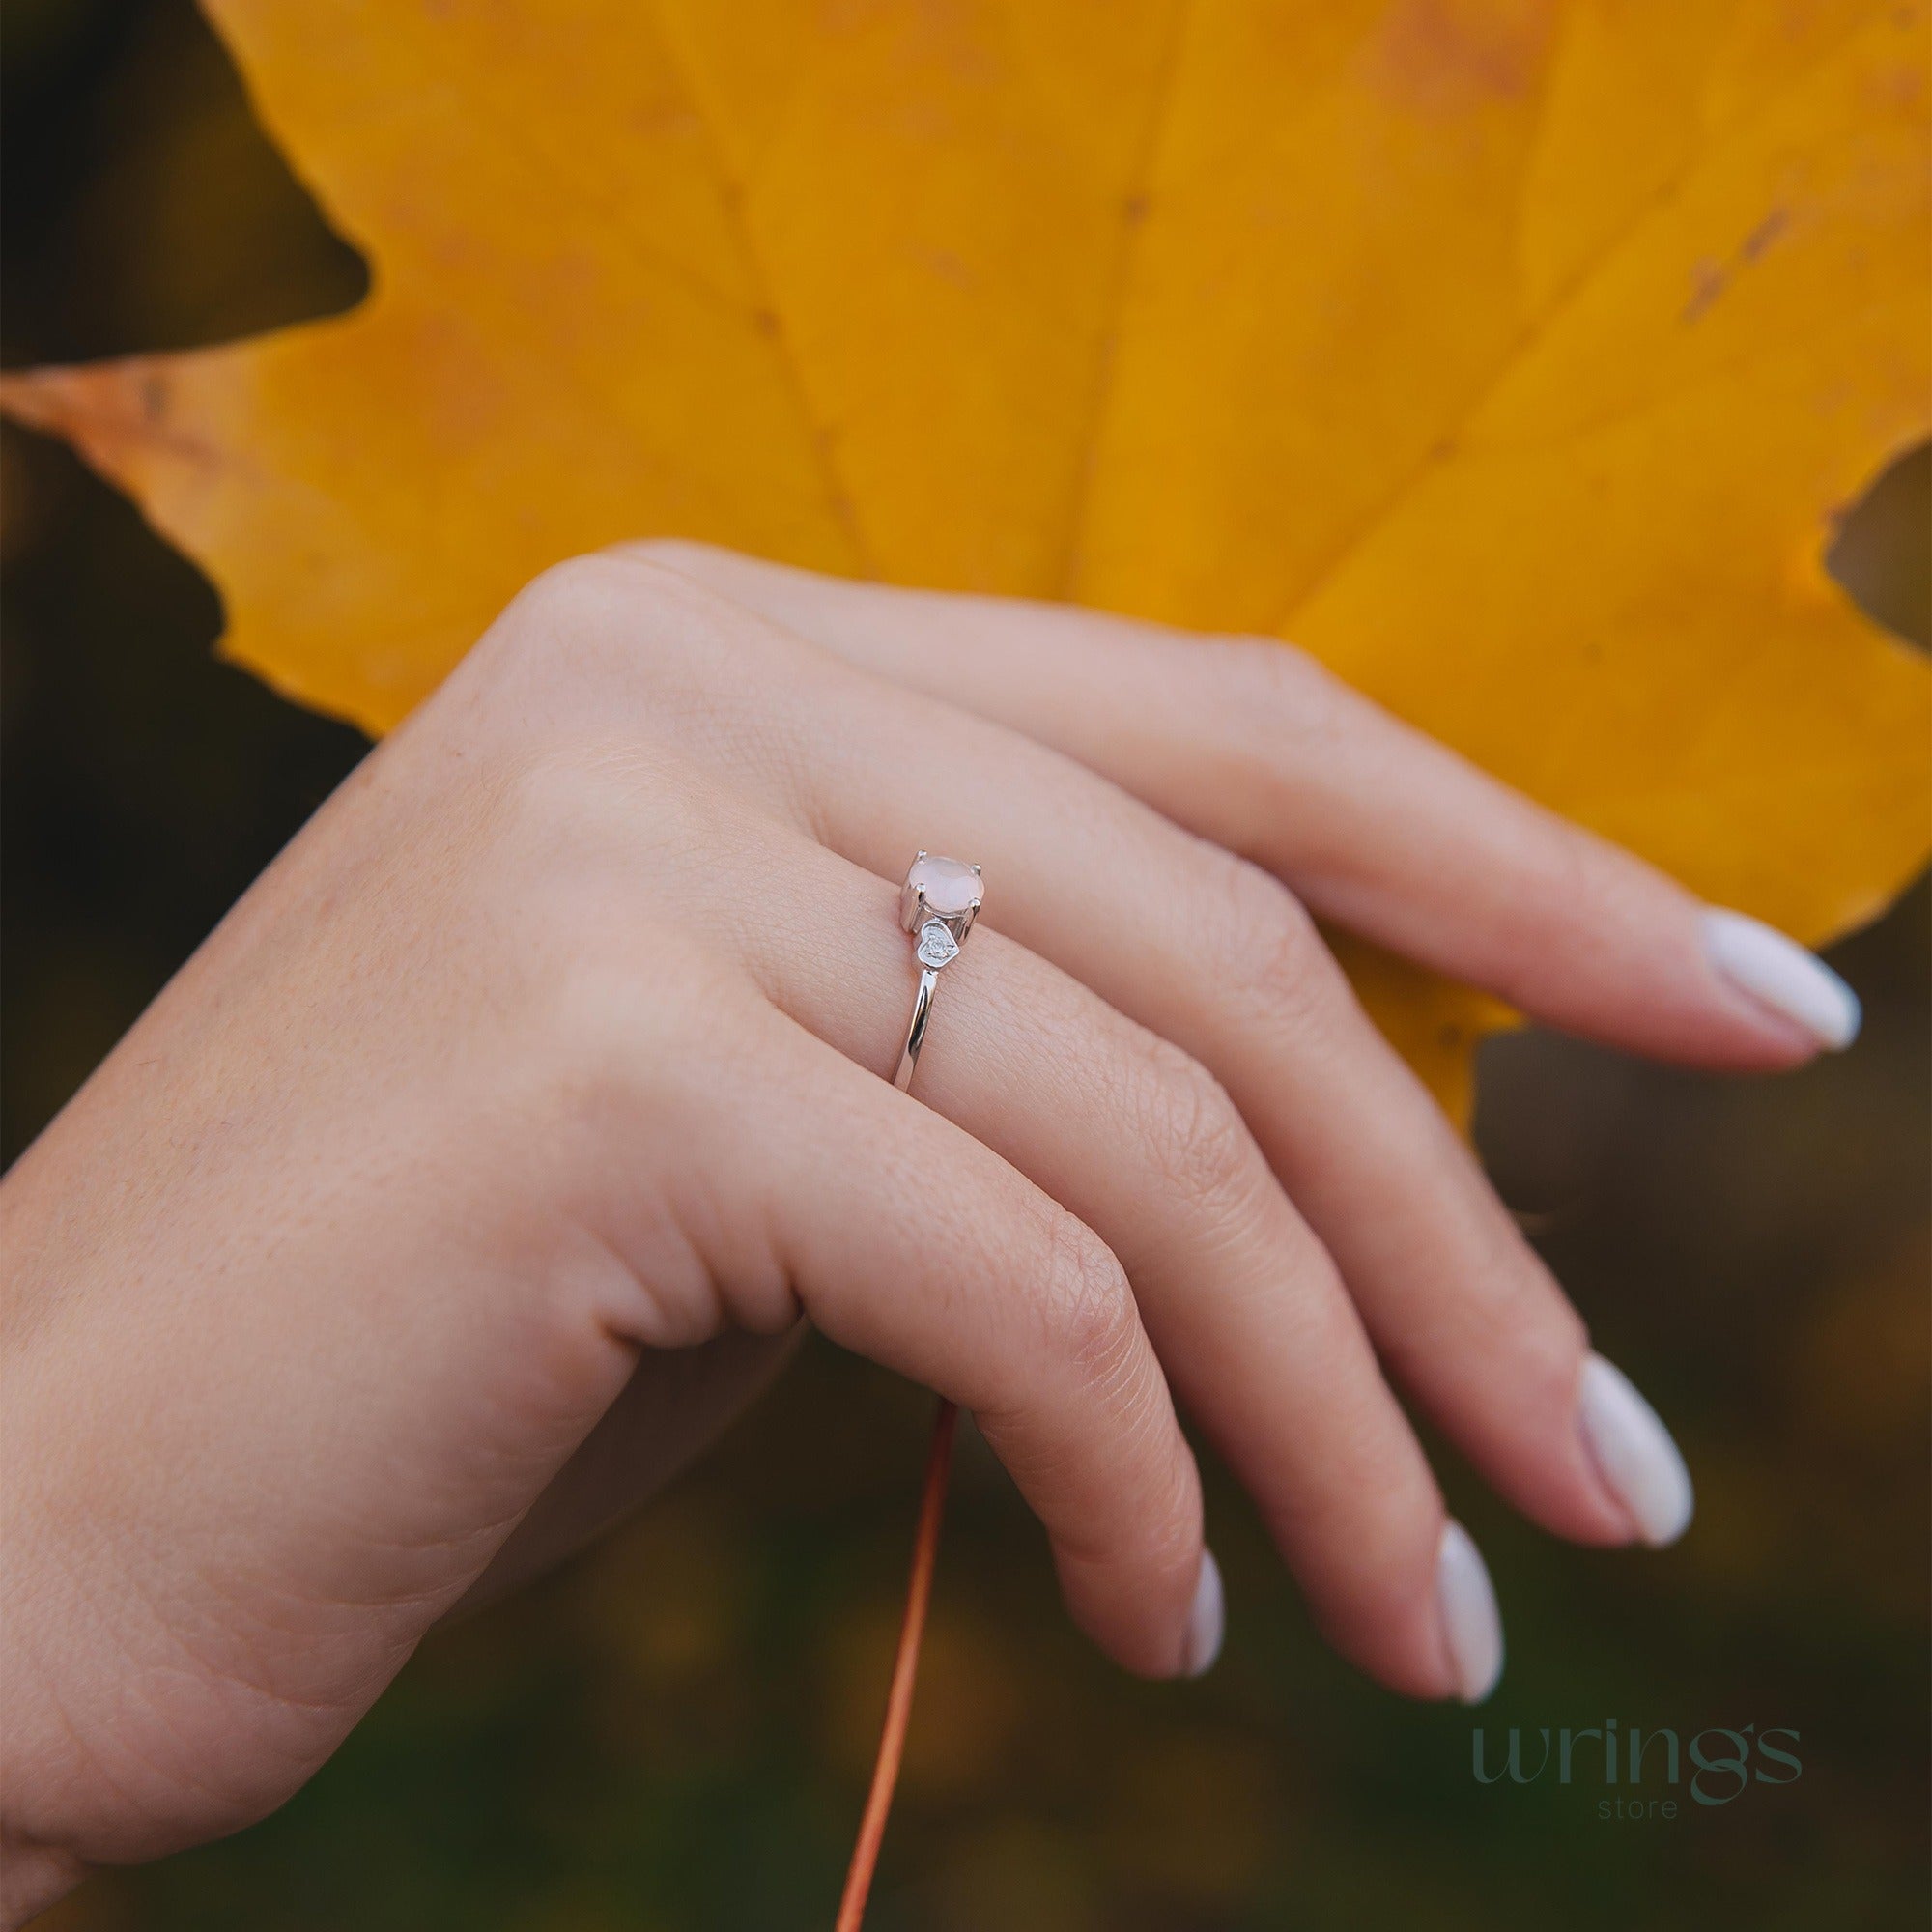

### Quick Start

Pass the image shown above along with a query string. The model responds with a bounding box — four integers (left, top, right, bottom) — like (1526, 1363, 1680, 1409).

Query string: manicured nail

(1577, 1353, 1694, 1548)
(1182, 1548, 1225, 1678)
(1703, 909, 1861, 1050)
(1435, 1522, 1503, 1704)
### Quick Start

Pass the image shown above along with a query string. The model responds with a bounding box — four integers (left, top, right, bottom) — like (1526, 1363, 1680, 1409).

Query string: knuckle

(618, 536, 725, 578)
(461, 554, 633, 710)
(1037, 1214, 1141, 1394)
(463, 552, 816, 776)
(1129, 1032, 1261, 1220)
(1145, 1504, 1208, 1613)
(1213, 856, 1340, 1032)
(1207, 636, 1369, 781)
(1221, 632, 1344, 717)
(485, 550, 724, 696)
(1515, 826, 1615, 980)
(1033, 1215, 1202, 1588)
(503, 551, 643, 642)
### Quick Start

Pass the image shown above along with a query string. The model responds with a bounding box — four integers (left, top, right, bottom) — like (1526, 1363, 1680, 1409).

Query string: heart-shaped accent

(917, 920, 960, 969)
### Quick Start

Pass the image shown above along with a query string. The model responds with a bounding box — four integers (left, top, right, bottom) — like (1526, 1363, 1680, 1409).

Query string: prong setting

(899, 853, 981, 953)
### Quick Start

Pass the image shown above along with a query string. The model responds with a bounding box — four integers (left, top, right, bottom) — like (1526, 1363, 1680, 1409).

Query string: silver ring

(894, 852, 982, 1093)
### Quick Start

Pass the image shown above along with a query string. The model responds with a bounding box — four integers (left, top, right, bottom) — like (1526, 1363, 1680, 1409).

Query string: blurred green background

(4, 3, 1927, 1926)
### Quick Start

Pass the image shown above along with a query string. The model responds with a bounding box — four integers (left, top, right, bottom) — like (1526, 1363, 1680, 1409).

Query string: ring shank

(894, 966, 940, 1093)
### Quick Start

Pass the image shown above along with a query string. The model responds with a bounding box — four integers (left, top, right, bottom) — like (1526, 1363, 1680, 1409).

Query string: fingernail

(1435, 1522, 1503, 1704)
(1182, 1548, 1225, 1678)
(1577, 1353, 1694, 1548)
(1703, 909, 1861, 1050)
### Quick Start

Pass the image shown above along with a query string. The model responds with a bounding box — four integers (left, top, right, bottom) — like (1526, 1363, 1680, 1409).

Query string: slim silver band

(893, 853, 982, 1094)
(893, 967, 940, 1093)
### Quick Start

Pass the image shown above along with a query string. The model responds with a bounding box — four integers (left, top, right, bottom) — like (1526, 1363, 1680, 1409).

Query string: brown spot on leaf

(1370, 0, 1554, 116)
(1741, 206, 1791, 264)
(1682, 256, 1727, 323)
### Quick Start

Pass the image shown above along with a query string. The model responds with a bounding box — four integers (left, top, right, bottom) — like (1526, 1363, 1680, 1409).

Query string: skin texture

(0, 549, 1833, 1920)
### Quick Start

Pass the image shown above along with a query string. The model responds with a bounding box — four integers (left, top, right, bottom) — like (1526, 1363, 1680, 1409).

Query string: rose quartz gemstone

(908, 854, 980, 916)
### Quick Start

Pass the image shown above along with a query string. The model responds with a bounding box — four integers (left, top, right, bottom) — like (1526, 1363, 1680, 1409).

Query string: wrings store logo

(1472, 1722, 1801, 1819)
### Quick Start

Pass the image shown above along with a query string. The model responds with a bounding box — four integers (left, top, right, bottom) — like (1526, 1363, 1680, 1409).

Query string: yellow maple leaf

(5, 0, 1928, 1117)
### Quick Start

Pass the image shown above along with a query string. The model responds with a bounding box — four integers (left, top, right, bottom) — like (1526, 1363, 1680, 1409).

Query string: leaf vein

(1053, 0, 1197, 599)
(1269, 4, 1889, 636)
(646, 2, 876, 576)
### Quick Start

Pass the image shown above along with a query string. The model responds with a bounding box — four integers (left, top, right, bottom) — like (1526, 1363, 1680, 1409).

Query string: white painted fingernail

(1435, 1522, 1503, 1704)
(1577, 1353, 1694, 1548)
(1703, 909, 1861, 1049)
(1182, 1548, 1225, 1678)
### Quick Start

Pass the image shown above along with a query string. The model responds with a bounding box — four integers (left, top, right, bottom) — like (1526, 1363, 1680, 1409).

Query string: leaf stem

(835, 1397, 957, 1931)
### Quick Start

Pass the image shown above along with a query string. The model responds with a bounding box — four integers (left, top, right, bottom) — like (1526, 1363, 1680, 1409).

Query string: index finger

(634, 543, 1861, 1071)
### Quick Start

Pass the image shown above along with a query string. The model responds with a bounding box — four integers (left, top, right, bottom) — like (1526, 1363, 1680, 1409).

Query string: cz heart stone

(917, 920, 961, 969)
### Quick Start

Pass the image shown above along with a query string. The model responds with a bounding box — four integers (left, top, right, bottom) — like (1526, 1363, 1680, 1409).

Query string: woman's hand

(0, 548, 1857, 1916)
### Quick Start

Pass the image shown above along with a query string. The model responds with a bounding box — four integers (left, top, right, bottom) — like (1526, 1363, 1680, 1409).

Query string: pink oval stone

(908, 854, 980, 916)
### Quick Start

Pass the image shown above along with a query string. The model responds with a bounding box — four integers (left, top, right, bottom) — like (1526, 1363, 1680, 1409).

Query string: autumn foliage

(4, 0, 1927, 1111)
